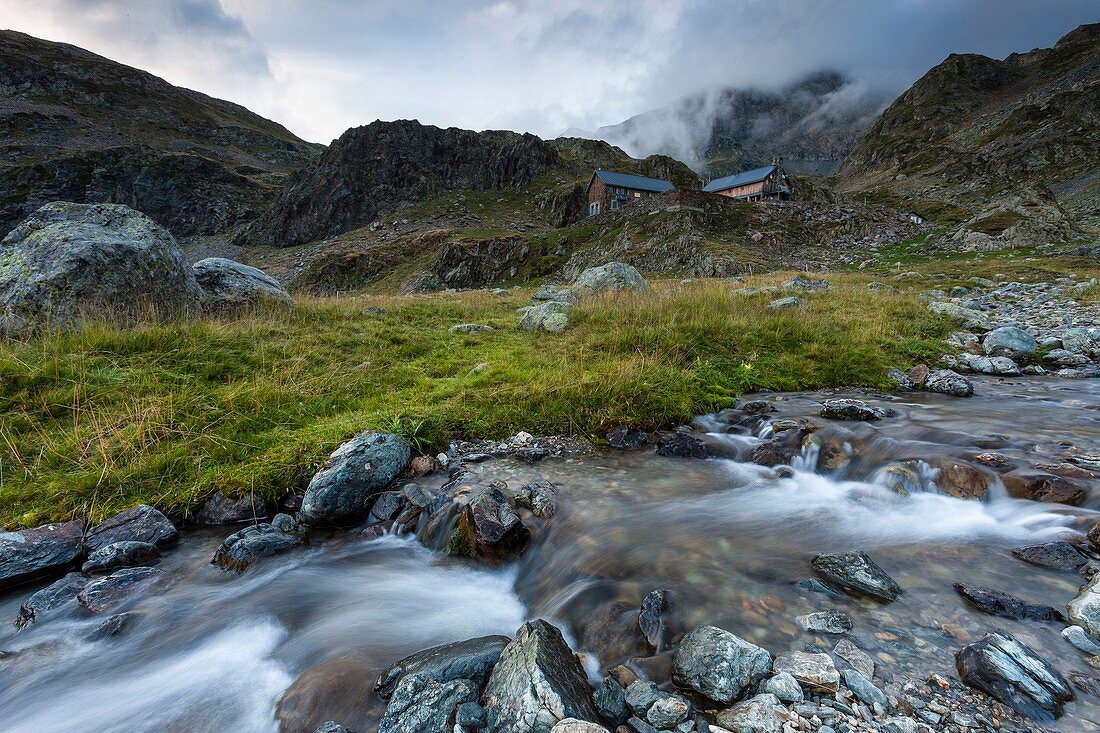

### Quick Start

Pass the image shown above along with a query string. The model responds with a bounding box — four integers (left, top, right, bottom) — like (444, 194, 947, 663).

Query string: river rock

(955, 631, 1073, 720)
(769, 296, 804, 310)
(761, 672, 804, 703)
(624, 680, 661, 717)
(811, 551, 901, 602)
(369, 491, 406, 522)
(1068, 573, 1100, 641)
(77, 566, 166, 613)
(572, 262, 648, 294)
(819, 399, 886, 421)
(1012, 540, 1086, 570)
(451, 485, 530, 561)
(15, 572, 87, 629)
(192, 257, 293, 310)
(194, 491, 268, 525)
(646, 695, 690, 728)
(0, 519, 84, 591)
(983, 326, 1037, 360)
(607, 426, 649, 451)
(277, 658, 375, 733)
(926, 458, 993, 499)
(482, 619, 600, 733)
(377, 672, 477, 733)
(592, 677, 629, 725)
(0, 202, 204, 333)
(671, 625, 772, 705)
(773, 651, 839, 692)
(211, 523, 303, 571)
(81, 541, 160, 574)
(1063, 626, 1100, 655)
(655, 432, 709, 458)
(85, 504, 178, 551)
(515, 480, 559, 519)
(550, 720, 609, 733)
(519, 301, 573, 332)
(842, 669, 887, 707)
(375, 634, 510, 700)
(638, 589, 670, 649)
(923, 369, 974, 397)
(715, 693, 785, 733)
(299, 432, 412, 527)
(796, 610, 853, 634)
(833, 639, 875, 680)
(314, 724, 356, 733)
(954, 582, 1064, 622)
(1002, 471, 1086, 505)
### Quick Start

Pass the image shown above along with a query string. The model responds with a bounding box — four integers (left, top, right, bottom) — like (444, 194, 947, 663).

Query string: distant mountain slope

(0, 30, 322, 237)
(590, 71, 889, 178)
(838, 23, 1099, 241)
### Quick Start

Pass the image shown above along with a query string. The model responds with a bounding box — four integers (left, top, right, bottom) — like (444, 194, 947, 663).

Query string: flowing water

(2, 376, 1100, 732)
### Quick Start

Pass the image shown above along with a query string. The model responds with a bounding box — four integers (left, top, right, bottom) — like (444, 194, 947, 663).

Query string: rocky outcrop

(671, 625, 772, 705)
(298, 433, 412, 527)
(482, 620, 600, 733)
(247, 120, 560, 247)
(0, 519, 85, 591)
(0, 203, 204, 333)
(192, 258, 293, 310)
(955, 631, 1073, 720)
(85, 504, 178, 552)
(375, 635, 510, 700)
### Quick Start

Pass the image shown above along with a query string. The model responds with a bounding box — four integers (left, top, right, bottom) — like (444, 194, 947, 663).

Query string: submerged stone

(811, 551, 902, 602)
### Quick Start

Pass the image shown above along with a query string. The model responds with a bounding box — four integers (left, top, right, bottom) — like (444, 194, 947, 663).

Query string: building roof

(702, 164, 777, 193)
(591, 168, 675, 193)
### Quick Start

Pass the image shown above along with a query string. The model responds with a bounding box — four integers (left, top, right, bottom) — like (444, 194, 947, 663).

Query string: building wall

(587, 176, 665, 216)
(714, 180, 766, 199)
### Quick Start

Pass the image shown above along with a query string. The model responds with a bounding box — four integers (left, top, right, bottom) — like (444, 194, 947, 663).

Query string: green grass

(0, 277, 949, 528)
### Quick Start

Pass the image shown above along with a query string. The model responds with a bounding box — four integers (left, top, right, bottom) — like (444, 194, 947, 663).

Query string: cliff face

(245, 120, 562, 247)
(839, 23, 1100, 239)
(0, 30, 321, 237)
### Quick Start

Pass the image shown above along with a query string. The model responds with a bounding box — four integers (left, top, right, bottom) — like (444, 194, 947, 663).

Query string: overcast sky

(0, 0, 1095, 144)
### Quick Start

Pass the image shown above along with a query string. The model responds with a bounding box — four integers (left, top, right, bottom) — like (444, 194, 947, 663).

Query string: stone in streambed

(923, 369, 974, 397)
(0, 519, 84, 591)
(82, 540, 160, 574)
(377, 673, 477, 733)
(671, 625, 771, 705)
(1063, 626, 1100, 655)
(277, 659, 374, 733)
(842, 669, 888, 707)
(515, 480, 559, 519)
(1069, 574, 1100, 641)
(655, 432, 708, 458)
(1002, 471, 1087, 505)
(762, 672, 804, 703)
(1012, 541, 1086, 570)
(550, 720, 610, 733)
(606, 426, 649, 451)
(773, 651, 839, 692)
(374, 634, 510, 700)
(645, 695, 690, 728)
(85, 504, 178, 551)
(955, 631, 1073, 720)
(15, 572, 87, 629)
(299, 432, 411, 527)
(638, 588, 671, 650)
(211, 523, 302, 571)
(983, 326, 1037, 361)
(314, 723, 356, 733)
(811, 551, 901, 602)
(833, 639, 875, 680)
(592, 677, 629, 726)
(819, 399, 887, 421)
(77, 566, 166, 613)
(796, 610, 852, 634)
(954, 583, 1065, 622)
(449, 484, 531, 561)
(715, 693, 785, 733)
(624, 680, 661, 717)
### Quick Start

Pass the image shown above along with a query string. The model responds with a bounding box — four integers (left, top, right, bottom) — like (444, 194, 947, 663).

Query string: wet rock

(81, 541, 160, 574)
(572, 262, 648, 294)
(0, 519, 84, 591)
(271, 513, 298, 533)
(606, 427, 649, 451)
(85, 505, 178, 552)
(819, 399, 886, 421)
(15, 572, 87, 629)
(1011, 540, 1086, 570)
(77, 566, 166, 613)
(192, 257, 293, 310)
(769, 295, 804, 310)
(299, 432, 412, 527)
(923, 369, 973, 397)
(638, 589, 671, 650)
(520, 301, 573, 332)
(953, 582, 1064, 622)
(773, 651, 840, 692)
(929, 459, 993, 499)
(646, 695, 690, 728)
(842, 669, 888, 707)
(955, 631, 1073, 720)
(277, 658, 375, 733)
(761, 672, 804, 703)
(1063, 626, 1100, 655)
(369, 491, 406, 523)
(887, 368, 917, 391)
(374, 634, 510, 700)
(482, 620, 600, 733)
(457, 701, 487, 728)
(983, 326, 1037, 361)
(655, 433, 709, 459)
(1068, 573, 1100, 641)
(516, 480, 559, 519)
(1070, 672, 1100, 700)
(592, 677, 629, 726)
(194, 491, 268, 525)
(796, 610, 853, 634)
(582, 602, 649, 663)
(377, 673, 477, 733)
(211, 523, 303, 571)
(625, 680, 663, 717)
(452, 485, 530, 561)
(87, 611, 134, 640)
(811, 551, 901, 602)
(1002, 471, 1087, 505)
(624, 717, 657, 733)
(314, 723, 356, 733)
(833, 639, 875, 680)
(715, 693, 785, 733)
(751, 420, 815, 467)
(550, 719, 609, 733)
(671, 625, 771, 705)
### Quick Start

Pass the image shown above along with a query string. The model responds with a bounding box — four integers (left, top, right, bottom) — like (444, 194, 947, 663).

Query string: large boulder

(299, 433, 412, 527)
(572, 262, 648, 294)
(983, 326, 1037, 361)
(77, 566, 166, 613)
(15, 572, 87, 629)
(811, 551, 901, 602)
(0, 519, 84, 591)
(375, 635, 511, 700)
(211, 522, 303, 571)
(482, 619, 600, 733)
(85, 504, 178, 551)
(955, 631, 1073, 720)
(192, 257, 293, 310)
(519, 301, 572, 333)
(1068, 573, 1100, 641)
(0, 202, 203, 333)
(81, 541, 161, 574)
(378, 673, 478, 733)
(671, 625, 772, 705)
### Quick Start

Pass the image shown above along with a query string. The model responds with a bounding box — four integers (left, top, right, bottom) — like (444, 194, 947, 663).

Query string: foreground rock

(672, 625, 771, 705)
(715, 693, 786, 733)
(192, 257, 293, 310)
(375, 635, 510, 700)
(0, 202, 203, 333)
(571, 262, 648, 294)
(15, 572, 87, 629)
(519, 301, 572, 333)
(923, 369, 974, 397)
(77, 566, 166, 613)
(378, 673, 477, 733)
(955, 631, 1073, 720)
(819, 398, 886, 421)
(299, 433, 412, 527)
(81, 541, 160, 574)
(1002, 470, 1087, 505)
(0, 519, 84, 591)
(211, 521, 303, 571)
(451, 485, 530, 560)
(982, 326, 1037, 361)
(811, 551, 901, 602)
(773, 651, 840, 692)
(85, 504, 178, 552)
(482, 620, 600, 733)
(1011, 540, 1085, 570)
(1068, 573, 1100, 641)
(953, 583, 1064, 622)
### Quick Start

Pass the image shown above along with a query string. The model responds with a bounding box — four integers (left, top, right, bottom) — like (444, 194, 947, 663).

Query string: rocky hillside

(838, 23, 1099, 244)
(590, 71, 889, 178)
(0, 30, 321, 238)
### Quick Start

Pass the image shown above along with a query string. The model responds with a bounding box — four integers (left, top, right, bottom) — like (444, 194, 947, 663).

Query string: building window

(634, 191, 641, 198)
(589, 201, 600, 216)
(610, 199, 619, 210)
